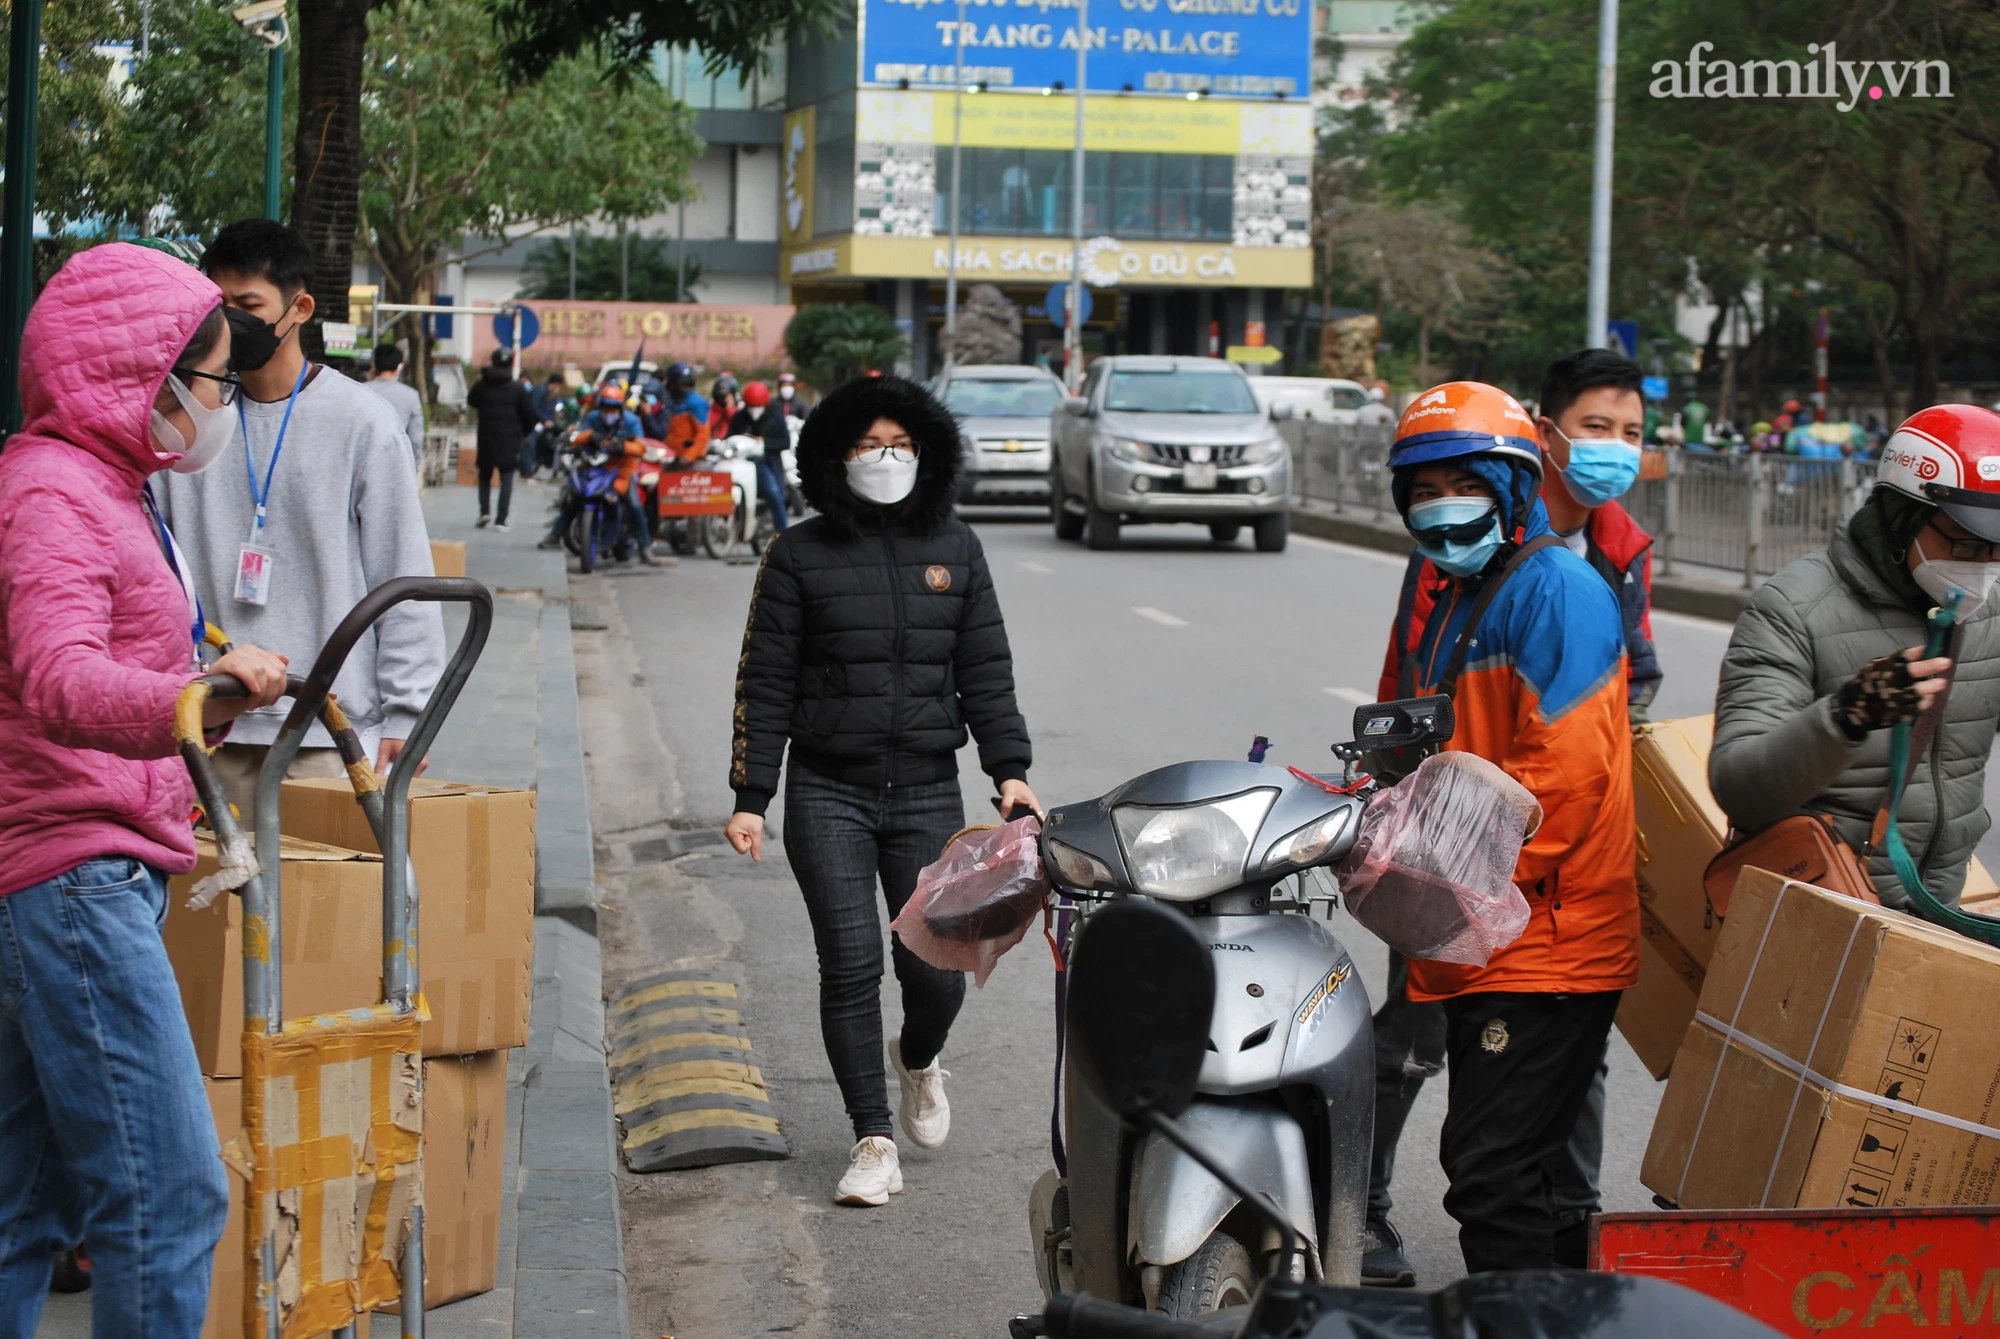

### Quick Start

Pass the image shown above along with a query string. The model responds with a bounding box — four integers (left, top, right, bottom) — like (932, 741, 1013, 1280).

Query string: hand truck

(176, 576, 493, 1339)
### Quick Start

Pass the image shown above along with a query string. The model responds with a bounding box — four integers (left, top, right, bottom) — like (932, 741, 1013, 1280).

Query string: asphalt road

(590, 506, 1766, 1338)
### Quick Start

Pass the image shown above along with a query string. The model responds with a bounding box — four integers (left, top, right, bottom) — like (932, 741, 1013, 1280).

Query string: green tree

(784, 304, 906, 391)
(489, 0, 840, 81)
(520, 232, 704, 302)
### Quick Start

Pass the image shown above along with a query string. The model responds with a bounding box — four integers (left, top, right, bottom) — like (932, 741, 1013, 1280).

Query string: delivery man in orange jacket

(1368, 381, 1640, 1276)
(1364, 352, 1655, 1285)
(661, 362, 712, 465)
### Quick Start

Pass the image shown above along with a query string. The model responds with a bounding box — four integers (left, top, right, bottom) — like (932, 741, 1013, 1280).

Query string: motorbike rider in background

(538, 382, 655, 563)
(661, 362, 713, 466)
(778, 371, 807, 420)
(729, 380, 793, 533)
(709, 372, 742, 437)
(1363, 352, 1656, 1286)
(1367, 382, 1639, 1277)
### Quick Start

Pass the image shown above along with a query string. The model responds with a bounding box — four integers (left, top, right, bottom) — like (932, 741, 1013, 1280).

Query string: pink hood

(0, 243, 228, 896)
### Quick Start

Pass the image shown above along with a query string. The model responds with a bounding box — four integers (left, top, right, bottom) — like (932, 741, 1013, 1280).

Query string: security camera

(232, 0, 289, 46)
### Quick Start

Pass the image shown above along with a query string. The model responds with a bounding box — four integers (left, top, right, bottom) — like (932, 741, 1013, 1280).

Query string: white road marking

(1132, 606, 1189, 627)
(1324, 686, 1373, 705)
(1652, 607, 1737, 633)
(1291, 533, 1410, 566)
(1018, 561, 1055, 575)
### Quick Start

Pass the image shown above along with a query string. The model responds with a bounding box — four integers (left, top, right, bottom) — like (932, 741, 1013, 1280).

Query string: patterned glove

(1833, 652, 1926, 741)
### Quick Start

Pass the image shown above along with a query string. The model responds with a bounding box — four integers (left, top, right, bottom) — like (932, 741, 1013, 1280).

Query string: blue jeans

(782, 768, 965, 1139)
(755, 457, 790, 531)
(0, 857, 229, 1339)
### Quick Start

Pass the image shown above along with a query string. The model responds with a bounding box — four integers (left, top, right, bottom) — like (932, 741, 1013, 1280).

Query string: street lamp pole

(0, 0, 44, 436)
(1064, 0, 1088, 392)
(234, 2, 290, 220)
(1584, 0, 1617, 348)
(943, 0, 967, 369)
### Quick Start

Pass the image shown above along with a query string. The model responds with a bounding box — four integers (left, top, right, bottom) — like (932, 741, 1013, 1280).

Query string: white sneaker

(834, 1136, 902, 1206)
(890, 1034, 951, 1150)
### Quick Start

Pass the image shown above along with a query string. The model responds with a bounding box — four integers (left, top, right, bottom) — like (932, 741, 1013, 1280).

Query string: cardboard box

(199, 1079, 244, 1339)
(279, 778, 534, 1055)
(1618, 714, 1733, 1077)
(1643, 867, 2000, 1211)
(455, 444, 478, 486)
(202, 1054, 509, 1335)
(1961, 855, 1999, 910)
(429, 539, 466, 578)
(165, 835, 384, 1077)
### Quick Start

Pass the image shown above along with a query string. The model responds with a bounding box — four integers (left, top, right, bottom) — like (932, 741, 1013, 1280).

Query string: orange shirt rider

(661, 389, 712, 466)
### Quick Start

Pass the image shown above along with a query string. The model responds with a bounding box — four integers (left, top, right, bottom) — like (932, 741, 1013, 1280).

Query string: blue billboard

(861, 0, 1311, 97)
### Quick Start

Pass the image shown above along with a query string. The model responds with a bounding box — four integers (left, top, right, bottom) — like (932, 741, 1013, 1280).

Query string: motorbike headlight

(1259, 807, 1354, 872)
(1111, 789, 1279, 901)
(1106, 437, 1152, 463)
(1242, 436, 1287, 464)
(1048, 839, 1118, 890)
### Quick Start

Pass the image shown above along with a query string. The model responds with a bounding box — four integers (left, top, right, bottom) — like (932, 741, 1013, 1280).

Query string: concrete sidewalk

(36, 479, 627, 1339)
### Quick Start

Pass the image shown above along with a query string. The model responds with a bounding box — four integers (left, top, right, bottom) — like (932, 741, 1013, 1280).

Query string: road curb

(1288, 505, 1748, 625)
(517, 544, 629, 1338)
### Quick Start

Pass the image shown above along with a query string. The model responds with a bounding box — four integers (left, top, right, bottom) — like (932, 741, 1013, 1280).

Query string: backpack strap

(1434, 534, 1564, 700)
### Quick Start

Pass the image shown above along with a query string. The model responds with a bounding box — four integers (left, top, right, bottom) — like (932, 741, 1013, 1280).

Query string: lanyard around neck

(142, 480, 204, 657)
(240, 359, 311, 537)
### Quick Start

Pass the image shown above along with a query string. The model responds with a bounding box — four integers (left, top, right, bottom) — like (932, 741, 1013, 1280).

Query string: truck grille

(1152, 443, 1250, 466)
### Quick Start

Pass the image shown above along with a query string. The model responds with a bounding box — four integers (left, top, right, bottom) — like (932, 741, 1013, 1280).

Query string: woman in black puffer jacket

(725, 374, 1037, 1207)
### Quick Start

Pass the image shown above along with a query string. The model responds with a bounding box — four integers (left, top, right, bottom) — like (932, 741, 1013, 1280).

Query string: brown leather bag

(1702, 812, 1882, 919)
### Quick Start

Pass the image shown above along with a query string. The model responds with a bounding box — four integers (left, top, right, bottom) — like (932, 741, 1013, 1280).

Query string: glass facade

(654, 42, 789, 109)
(932, 150, 1233, 241)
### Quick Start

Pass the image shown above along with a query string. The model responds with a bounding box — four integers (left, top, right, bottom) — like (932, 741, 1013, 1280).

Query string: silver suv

(1050, 355, 1292, 551)
(934, 365, 1065, 508)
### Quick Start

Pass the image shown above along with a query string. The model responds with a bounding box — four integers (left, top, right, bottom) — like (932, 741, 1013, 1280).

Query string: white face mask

(846, 448, 919, 505)
(151, 372, 239, 473)
(1913, 557, 2000, 614)
(748, 405, 765, 421)
(780, 385, 794, 399)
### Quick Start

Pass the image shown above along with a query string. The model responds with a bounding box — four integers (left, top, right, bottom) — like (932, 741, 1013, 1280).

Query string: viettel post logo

(1650, 41, 1952, 112)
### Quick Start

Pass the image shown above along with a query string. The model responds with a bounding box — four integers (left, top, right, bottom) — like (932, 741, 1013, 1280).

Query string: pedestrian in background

(467, 346, 537, 530)
(0, 242, 290, 1338)
(363, 342, 425, 468)
(1712, 405, 2000, 910)
(728, 380, 792, 532)
(725, 375, 1037, 1208)
(158, 218, 445, 814)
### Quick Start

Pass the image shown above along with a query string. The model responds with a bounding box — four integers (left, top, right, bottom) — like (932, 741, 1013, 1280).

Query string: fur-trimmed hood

(794, 375, 961, 536)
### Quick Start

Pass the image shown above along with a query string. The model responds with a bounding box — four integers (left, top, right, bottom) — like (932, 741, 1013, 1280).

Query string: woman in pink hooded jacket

(0, 243, 289, 1337)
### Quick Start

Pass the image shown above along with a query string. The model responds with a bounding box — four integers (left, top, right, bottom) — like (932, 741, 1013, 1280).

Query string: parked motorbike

(1010, 855, 1784, 1339)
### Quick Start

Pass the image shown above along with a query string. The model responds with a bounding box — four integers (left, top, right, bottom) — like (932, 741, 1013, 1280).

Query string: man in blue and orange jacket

(1362, 381, 1639, 1278)
(1364, 354, 1656, 1286)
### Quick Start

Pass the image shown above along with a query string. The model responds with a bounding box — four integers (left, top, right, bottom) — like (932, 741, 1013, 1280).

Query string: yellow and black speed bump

(608, 969, 789, 1172)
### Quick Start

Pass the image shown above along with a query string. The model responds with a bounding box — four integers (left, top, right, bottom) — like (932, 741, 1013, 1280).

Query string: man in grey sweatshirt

(158, 219, 445, 811)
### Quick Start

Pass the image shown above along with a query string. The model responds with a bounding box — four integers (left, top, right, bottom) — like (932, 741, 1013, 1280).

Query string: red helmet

(596, 383, 627, 407)
(743, 380, 771, 407)
(1877, 405, 2000, 541)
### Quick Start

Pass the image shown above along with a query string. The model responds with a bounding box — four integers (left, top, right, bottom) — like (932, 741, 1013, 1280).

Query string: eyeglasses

(173, 366, 243, 407)
(1930, 530, 2000, 563)
(849, 439, 918, 464)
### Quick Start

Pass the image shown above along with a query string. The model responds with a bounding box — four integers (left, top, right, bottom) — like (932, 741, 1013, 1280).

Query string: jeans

(1438, 990, 1622, 1272)
(477, 464, 514, 524)
(755, 456, 790, 531)
(783, 767, 967, 1140)
(0, 858, 230, 1339)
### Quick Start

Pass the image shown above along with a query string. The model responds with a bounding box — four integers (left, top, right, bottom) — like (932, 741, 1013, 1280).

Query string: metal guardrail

(1280, 420, 1878, 590)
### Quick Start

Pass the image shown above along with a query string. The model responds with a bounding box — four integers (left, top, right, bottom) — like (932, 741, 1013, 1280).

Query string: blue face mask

(1408, 496, 1502, 576)
(1551, 424, 1641, 507)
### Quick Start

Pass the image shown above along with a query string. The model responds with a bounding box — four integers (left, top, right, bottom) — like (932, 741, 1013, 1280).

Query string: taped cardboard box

(429, 539, 466, 578)
(1642, 866, 2000, 1211)
(202, 1052, 509, 1335)
(1618, 714, 1732, 1078)
(165, 834, 384, 1077)
(279, 778, 534, 1055)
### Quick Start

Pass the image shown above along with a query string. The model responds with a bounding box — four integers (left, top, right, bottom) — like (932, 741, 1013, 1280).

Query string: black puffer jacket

(730, 376, 1031, 815)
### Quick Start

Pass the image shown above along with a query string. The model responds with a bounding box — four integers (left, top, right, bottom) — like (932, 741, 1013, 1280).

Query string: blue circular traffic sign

(493, 304, 540, 350)
(1046, 283, 1091, 329)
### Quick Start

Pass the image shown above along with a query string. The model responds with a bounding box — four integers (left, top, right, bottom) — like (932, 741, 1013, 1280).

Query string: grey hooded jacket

(1710, 519, 2000, 909)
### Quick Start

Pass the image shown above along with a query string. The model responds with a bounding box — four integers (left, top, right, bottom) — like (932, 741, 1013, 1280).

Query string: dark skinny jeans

(783, 766, 966, 1140)
(477, 464, 514, 524)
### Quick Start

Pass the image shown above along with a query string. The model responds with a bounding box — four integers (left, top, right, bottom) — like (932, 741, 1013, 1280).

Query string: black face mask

(225, 304, 296, 372)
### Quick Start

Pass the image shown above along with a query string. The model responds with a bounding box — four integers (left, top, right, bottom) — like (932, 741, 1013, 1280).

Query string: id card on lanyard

(236, 361, 310, 605)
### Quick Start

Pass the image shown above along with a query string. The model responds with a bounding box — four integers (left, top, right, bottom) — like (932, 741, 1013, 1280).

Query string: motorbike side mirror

(1065, 898, 1213, 1124)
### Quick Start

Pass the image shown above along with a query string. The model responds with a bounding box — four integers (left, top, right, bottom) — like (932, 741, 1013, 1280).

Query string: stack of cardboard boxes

(163, 779, 534, 1336)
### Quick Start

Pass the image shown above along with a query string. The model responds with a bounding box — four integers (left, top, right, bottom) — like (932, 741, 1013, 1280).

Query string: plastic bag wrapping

(891, 816, 1052, 986)
(1334, 752, 1542, 966)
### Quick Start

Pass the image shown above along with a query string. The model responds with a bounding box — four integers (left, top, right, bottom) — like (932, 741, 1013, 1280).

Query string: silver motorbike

(1027, 697, 1455, 1318)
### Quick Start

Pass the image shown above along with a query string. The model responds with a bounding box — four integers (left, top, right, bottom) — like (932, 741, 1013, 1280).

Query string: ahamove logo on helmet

(1649, 42, 1951, 112)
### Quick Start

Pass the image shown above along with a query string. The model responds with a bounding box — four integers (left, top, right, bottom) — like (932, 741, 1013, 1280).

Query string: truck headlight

(1111, 789, 1279, 901)
(1242, 437, 1287, 464)
(1106, 437, 1151, 463)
